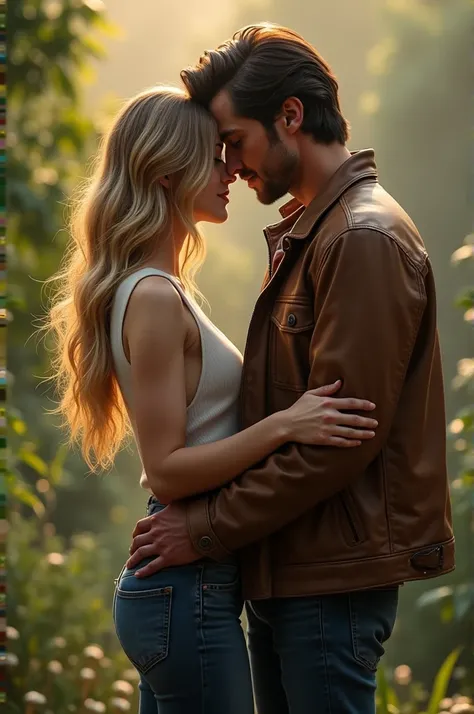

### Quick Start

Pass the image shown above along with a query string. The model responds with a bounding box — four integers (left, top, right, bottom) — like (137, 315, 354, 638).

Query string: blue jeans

(112, 499, 254, 714)
(246, 587, 399, 714)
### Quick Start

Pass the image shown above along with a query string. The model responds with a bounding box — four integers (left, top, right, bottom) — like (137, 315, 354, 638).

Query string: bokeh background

(7, 0, 474, 712)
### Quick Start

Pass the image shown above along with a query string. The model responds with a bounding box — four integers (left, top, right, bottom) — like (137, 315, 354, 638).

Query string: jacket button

(199, 536, 213, 550)
(287, 313, 297, 327)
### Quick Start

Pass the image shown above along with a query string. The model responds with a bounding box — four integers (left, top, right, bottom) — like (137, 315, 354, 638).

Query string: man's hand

(126, 501, 200, 577)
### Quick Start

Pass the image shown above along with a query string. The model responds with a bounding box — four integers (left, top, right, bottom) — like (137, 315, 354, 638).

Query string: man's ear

(281, 97, 304, 134)
(159, 175, 170, 189)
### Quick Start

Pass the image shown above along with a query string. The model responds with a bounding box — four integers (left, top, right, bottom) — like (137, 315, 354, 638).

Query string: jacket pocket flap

(271, 301, 315, 333)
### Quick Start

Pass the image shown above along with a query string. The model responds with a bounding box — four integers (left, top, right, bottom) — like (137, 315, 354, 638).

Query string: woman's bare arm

(126, 277, 377, 504)
(125, 277, 292, 504)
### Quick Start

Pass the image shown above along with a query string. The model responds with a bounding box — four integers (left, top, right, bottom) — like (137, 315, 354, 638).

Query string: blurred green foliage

(360, 0, 474, 688)
(7, 511, 139, 713)
(7, 0, 145, 556)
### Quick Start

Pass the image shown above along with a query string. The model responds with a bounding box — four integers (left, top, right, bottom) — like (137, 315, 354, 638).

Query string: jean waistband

(147, 495, 166, 516)
(146, 496, 237, 564)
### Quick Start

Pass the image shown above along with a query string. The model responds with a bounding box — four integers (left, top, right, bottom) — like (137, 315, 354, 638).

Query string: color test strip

(0, 0, 5, 706)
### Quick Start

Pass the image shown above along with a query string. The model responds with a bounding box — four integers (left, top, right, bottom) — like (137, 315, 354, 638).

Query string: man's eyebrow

(219, 129, 237, 141)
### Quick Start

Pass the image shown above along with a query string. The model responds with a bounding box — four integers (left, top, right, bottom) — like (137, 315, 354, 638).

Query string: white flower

(80, 667, 96, 681)
(47, 660, 63, 674)
(112, 680, 134, 697)
(450, 703, 474, 714)
(51, 636, 67, 649)
(6, 653, 19, 666)
(99, 657, 112, 669)
(24, 691, 47, 704)
(393, 664, 412, 686)
(7, 626, 20, 640)
(47, 552, 65, 566)
(84, 644, 104, 660)
(110, 698, 131, 712)
(84, 699, 106, 713)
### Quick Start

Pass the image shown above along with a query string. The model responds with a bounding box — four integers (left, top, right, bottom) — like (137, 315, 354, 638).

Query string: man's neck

(291, 140, 352, 207)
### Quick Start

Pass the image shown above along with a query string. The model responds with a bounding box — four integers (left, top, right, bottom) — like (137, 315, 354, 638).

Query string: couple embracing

(49, 23, 454, 714)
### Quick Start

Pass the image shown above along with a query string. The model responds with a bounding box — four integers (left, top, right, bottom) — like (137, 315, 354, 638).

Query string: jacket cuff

(186, 496, 232, 561)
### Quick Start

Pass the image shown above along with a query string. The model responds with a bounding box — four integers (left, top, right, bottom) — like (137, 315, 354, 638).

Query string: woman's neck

(145, 218, 186, 278)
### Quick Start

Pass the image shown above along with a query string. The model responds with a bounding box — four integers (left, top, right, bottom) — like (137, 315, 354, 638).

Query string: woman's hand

(284, 380, 378, 447)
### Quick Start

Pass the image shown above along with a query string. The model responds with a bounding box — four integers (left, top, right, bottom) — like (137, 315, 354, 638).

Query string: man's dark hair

(181, 24, 349, 145)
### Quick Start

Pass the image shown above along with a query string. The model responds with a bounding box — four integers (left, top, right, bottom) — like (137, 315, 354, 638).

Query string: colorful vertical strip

(0, 0, 5, 707)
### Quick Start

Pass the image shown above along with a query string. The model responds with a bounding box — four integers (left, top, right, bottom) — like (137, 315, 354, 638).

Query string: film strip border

(0, 0, 5, 703)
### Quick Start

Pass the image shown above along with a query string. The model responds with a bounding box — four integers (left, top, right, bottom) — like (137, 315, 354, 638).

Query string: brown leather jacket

(186, 149, 455, 600)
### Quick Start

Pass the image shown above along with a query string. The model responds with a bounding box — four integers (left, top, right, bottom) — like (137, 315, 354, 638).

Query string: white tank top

(110, 268, 243, 490)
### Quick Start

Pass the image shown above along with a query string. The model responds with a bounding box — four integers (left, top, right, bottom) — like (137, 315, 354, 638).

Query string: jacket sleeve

(186, 228, 427, 559)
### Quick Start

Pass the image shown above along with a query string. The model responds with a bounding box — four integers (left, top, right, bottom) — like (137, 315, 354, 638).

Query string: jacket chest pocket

(270, 300, 315, 391)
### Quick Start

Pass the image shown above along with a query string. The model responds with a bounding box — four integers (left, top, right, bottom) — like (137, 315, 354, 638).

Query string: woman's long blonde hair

(47, 86, 216, 470)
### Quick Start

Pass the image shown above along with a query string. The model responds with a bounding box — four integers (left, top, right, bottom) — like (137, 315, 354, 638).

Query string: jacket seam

(339, 193, 353, 229)
(381, 447, 393, 554)
(289, 170, 377, 238)
(204, 501, 232, 558)
(271, 537, 455, 569)
(313, 227, 427, 434)
(314, 226, 427, 291)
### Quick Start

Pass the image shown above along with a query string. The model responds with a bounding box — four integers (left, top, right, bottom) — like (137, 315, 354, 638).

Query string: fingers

(135, 555, 167, 578)
(308, 380, 341, 396)
(331, 426, 376, 440)
(335, 413, 378, 429)
(329, 397, 376, 411)
(129, 532, 155, 555)
(131, 515, 155, 538)
(126, 543, 159, 570)
(326, 436, 362, 448)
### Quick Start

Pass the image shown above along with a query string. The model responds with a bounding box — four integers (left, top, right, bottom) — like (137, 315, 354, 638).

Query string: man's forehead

(210, 90, 240, 136)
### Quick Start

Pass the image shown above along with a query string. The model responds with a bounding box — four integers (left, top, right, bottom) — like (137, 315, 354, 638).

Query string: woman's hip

(113, 558, 252, 712)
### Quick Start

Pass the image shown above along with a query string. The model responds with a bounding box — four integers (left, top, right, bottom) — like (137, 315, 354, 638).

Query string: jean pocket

(202, 563, 240, 591)
(113, 581, 172, 675)
(349, 588, 399, 672)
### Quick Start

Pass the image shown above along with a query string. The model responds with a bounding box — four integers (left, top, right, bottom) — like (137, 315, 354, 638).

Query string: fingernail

(369, 402, 376, 408)
(135, 570, 140, 577)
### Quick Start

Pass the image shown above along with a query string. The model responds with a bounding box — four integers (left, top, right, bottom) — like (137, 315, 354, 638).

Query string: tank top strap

(110, 267, 202, 372)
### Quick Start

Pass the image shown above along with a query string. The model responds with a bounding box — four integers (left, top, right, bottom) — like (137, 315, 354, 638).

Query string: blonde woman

(48, 86, 378, 713)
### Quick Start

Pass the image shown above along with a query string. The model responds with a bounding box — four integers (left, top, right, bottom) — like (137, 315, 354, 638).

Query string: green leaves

(425, 648, 461, 714)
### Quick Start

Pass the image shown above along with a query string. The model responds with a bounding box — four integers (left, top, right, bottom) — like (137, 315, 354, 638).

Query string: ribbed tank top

(110, 268, 243, 490)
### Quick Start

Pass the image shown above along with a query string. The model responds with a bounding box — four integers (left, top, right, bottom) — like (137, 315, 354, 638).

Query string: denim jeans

(246, 587, 399, 714)
(112, 498, 254, 714)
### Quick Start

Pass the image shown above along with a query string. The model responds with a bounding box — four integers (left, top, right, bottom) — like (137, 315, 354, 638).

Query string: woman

(47, 86, 378, 713)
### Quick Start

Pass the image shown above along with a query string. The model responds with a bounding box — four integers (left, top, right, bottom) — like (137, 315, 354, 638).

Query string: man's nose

(225, 153, 242, 178)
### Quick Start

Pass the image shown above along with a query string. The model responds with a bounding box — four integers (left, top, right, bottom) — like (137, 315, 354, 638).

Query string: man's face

(210, 90, 299, 205)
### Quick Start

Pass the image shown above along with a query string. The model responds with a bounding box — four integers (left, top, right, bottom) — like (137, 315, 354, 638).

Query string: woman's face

(193, 140, 235, 224)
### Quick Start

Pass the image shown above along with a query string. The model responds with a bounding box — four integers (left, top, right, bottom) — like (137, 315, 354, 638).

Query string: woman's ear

(159, 175, 170, 189)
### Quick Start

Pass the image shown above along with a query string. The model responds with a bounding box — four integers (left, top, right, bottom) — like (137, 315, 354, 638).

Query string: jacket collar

(265, 149, 378, 241)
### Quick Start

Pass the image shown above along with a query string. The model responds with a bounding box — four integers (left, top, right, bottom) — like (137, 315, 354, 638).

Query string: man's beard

(256, 140, 298, 205)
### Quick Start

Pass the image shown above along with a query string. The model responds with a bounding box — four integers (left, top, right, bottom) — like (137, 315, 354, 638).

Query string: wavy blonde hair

(47, 86, 216, 470)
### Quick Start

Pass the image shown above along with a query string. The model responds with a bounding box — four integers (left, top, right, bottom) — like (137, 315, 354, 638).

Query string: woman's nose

(223, 170, 237, 186)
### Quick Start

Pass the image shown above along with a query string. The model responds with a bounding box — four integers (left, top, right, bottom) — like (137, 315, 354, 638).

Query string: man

(127, 24, 454, 713)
